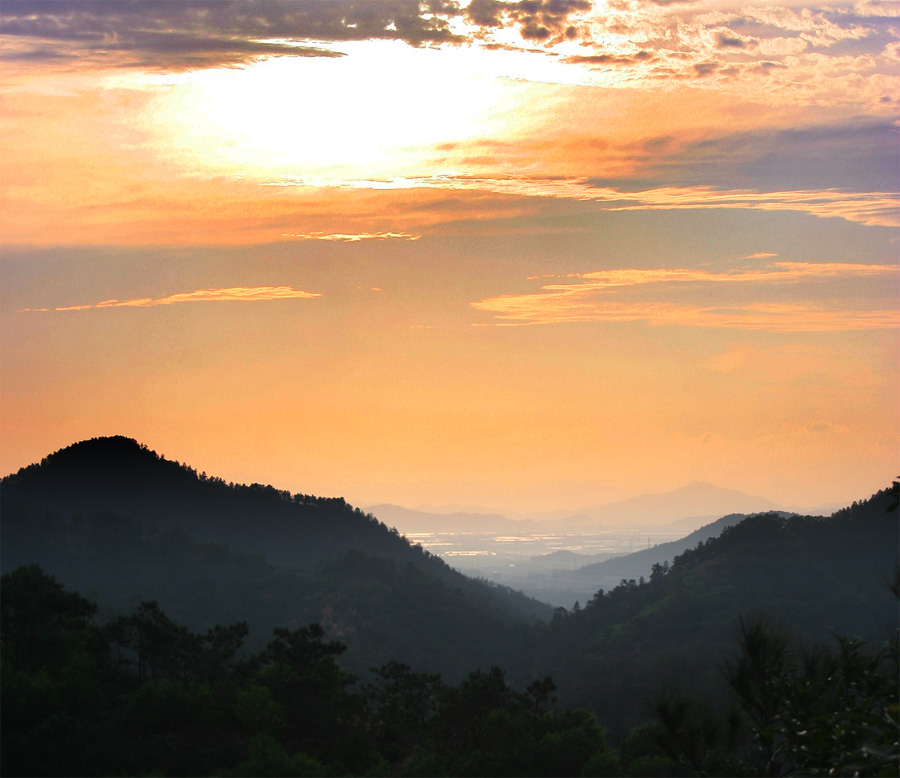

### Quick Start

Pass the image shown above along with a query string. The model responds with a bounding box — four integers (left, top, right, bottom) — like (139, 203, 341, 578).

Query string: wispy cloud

(281, 231, 420, 242)
(270, 176, 900, 228)
(487, 181, 900, 228)
(471, 263, 900, 331)
(550, 263, 898, 289)
(601, 187, 900, 228)
(22, 286, 320, 313)
(472, 299, 899, 331)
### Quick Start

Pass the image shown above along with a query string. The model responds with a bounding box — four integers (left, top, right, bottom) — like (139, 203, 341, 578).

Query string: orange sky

(1, 0, 897, 512)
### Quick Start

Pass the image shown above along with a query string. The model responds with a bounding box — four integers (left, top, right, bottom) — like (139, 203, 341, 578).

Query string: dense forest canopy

(1, 438, 897, 776)
(2, 563, 896, 777)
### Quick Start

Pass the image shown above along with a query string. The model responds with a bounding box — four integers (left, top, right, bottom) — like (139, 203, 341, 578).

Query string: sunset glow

(1, 0, 897, 512)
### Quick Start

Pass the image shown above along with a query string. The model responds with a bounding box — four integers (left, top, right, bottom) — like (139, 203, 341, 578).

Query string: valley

(2, 437, 897, 775)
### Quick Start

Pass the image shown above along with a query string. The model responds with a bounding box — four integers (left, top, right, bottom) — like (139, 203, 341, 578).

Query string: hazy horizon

(0, 433, 881, 520)
(1, 1, 897, 515)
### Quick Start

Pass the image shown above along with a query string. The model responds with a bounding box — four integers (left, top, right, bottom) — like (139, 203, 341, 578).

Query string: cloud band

(23, 285, 321, 312)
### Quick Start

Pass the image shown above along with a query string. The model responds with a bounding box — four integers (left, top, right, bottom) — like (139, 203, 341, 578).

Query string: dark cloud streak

(466, 0, 591, 42)
(0, 0, 463, 69)
(563, 50, 654, 66)
(715, 31, 752, 49)
(587, 121, 900, 193)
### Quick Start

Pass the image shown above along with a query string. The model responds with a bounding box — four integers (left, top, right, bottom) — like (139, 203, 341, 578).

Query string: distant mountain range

(569, 511, 792, 591)
(485, 513, 765, 606)
(2, 435, 895, 735)
(543, 489, 898, 726)
(365, 503, 530, 533)
(551, 481, 782, 530)
(369, 481, 783, 535)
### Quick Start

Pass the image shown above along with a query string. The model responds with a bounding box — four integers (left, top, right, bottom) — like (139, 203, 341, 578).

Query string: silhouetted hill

(3, 437, 895, 738)
(2, 437, 546, 615)
(1, 437, 552, 681)
(1, 501, 544, 682)
(494, 514, 761, 606)
(571, 511, 775, 589)
(2, 436, 407, 568)
(539, 487, 899, 730)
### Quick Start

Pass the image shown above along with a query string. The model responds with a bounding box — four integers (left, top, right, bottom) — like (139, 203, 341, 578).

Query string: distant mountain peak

(676, 480, 742, 494)
(571, 480, 780, 527)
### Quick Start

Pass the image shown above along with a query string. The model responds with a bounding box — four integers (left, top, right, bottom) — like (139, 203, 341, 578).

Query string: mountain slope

(1, 437, 552, 681)
(1, 436, 410, 568)
(571, 511, 781, 590)
(1, 436, 545, 615)
(494, 513, 760, 607)
(540, 487, 899, 731)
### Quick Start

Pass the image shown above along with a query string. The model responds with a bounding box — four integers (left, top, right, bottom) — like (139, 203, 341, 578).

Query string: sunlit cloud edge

(20, 285, 321, 313)
(281, 231, 421, 242)
(472, 263, 900, 331)
(470, 301, 900, 332)
(266, 177, 900, 228)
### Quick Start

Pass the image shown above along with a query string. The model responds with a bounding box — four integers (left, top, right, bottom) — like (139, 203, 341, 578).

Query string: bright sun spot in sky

(3, 0, 897, 511)
(139, 42, 529, 181)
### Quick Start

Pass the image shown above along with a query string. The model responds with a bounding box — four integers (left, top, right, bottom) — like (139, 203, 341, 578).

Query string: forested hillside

(2, 436, 472, 572)
(1, 437, 550, 681)
(521, 512, 762, 605)
(3, 563, 895, 777)
(571, 512, 764, 590)
(2, 438, 897, 776)
(540, 489, 899, 729)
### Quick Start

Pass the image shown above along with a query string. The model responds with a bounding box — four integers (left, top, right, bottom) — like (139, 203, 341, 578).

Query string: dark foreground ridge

(2, 437, 897, 776)
(2, 436, 551, 679)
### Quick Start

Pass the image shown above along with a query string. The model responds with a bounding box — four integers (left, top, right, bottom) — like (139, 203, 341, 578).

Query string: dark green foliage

(723, 616, 900, 776)
(1, 569, 619, 777)
(255, 624, 365, 767)
(1, 436, 551, 683)
(610, 619, 899, 777)
(1, 567, 103, 776)
(1, 564, 97, 672)
(0, 436, 550, 623)
(542, 491, 898, 731)
(2, 438, 896, 776)
(416, 666, 617, 777)
(2, 563, 896, 777)
(231, 735, 326, 777)
(364, 660, 444, 762)
(645, 687, 745, 776)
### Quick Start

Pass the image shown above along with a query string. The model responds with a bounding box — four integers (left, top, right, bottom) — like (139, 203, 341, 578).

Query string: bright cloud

(281, 231, 421, 242)
(472, 263, 900, 330)
(472, 299, 899, 331)
(23, 286, 321, 313)
(1, 0, 897, 510)
(558, 263, 899, 288)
